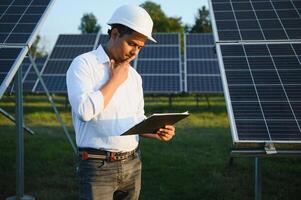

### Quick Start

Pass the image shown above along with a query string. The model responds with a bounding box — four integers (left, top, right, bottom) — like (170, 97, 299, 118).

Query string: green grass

(1, 94, 301, 200)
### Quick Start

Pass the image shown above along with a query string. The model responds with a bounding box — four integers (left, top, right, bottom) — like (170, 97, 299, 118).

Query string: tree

(189, 6, 212, 33)
(140, 1, 183, 33)
(78, 13, 101, 34)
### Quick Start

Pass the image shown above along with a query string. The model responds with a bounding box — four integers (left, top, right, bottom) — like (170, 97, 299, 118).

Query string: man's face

(110, 30, 147, 63)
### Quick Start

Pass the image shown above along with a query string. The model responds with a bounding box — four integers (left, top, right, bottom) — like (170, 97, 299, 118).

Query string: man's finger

(110, 59, 116, 69)
(126, 56, 136, 63)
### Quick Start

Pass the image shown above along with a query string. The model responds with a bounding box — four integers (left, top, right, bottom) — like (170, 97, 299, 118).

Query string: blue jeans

(78, 152, 141, 200)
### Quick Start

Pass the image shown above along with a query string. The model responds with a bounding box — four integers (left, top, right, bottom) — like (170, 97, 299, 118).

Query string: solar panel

(21, 57, 46, 92)
(185, 33, 223, 93)
(136, 60, 180, 74)
(0, 46, 28, 98)
(8, 57, 44, 93)
(96, 34, 109, 46)
(137, 33, 182, 94)
(34, 34, 97, 93)
(139, 46, 179, 59)
(211, 0, 301, 41)
(141, 75, 181, 93)
(0, 0, 55, 46)
(146, 32, 179, 45)
(0, 0, 54, 99)
(56, 34, 97, 46)
(210, 0, 301, 150)
(218, 42, 301, 147)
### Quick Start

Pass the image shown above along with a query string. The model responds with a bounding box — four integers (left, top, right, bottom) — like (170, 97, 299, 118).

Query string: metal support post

(6, 64, 34, 200)
(255, 157, 261, 200)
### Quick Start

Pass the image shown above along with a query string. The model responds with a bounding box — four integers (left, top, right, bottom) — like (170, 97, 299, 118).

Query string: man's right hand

(100, 58, 134, 108)
(110, 59, 132, 86)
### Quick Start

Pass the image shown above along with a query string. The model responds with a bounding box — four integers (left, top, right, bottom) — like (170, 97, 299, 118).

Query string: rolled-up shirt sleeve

(66, 56, 104, 121)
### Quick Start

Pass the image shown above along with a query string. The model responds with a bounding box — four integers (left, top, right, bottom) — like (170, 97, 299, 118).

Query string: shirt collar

(95, 45, 110, 64)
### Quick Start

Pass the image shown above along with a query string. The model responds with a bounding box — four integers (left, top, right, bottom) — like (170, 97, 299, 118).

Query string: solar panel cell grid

(137, 33, 181, 94)
(186, 61, 220, 74)
(35, 34, 97, 93)
(186, 47, 216, 59)
(220, 43, 301, 142)
(185, 33, 214, 45)
(136, 60, 179, 74)
(96, 34, 109, 46)
(50, 47, 92, 59)
(35, 75, 66, 93)
(0, 47, 26, 97)
(141, 75, 180, 93)
(0, 0, 52, 45)
(56, 34, 97, 46)
(146, 33, 179, 45)
(187, 76, 223, 93)
(139, 46, 179, 59)
(185, 33, 222, 93)
(211, 0, 301, 41)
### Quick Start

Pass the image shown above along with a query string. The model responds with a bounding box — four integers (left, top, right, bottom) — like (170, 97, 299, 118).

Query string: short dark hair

(107, 24, 134, 38)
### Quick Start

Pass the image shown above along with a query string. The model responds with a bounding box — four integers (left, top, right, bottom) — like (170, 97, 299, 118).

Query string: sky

(38, 0, 208, 52)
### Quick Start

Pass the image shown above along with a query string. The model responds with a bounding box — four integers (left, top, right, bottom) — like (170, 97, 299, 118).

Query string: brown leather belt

(78, 148, 138, 162)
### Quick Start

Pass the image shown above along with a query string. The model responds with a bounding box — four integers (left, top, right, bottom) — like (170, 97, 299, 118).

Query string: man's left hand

(156, 125, 176, 142)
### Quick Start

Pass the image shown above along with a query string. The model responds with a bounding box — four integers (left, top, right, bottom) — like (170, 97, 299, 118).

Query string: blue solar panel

(186, 46, 216, 59)
(56, 34, 97, 46)
(186, 60, 220, 74)
(35, 75, 66, 93)
(139, 46, 179, 59)
(187, 76, 223, 93)
(185, 33, 222, 93)
(186, 33, 214, 45)
(0, 0, 54, 99)
(0, 47, 27, 98)
(211, 0, 301, 41)
(147, 33, 179, 45)
(141, 75, 181, 93)
(22, 57, 45, 91)
(34, 34, 97, 93)
(219, 43, 301, 146)
(0, 0, 54, 45)
(137, 33, 182, 94)
(136, 60, 180, 74)
(96, 34, 109, 46)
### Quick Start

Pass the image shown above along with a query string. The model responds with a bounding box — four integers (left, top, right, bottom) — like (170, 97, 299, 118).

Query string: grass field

(0, 94, 301, 200)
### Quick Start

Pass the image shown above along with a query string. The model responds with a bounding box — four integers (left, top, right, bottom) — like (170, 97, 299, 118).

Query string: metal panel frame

(209, 0, 301, 149)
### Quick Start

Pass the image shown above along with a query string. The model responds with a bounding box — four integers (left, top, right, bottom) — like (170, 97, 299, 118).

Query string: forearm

(100, 78, 120, 108)
(140, 133, 160, 139)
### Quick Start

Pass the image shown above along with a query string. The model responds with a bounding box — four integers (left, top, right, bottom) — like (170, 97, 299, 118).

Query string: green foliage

(188, 6, 212, 33)
(140, 1, 183, 33)
(78, 13, 101, 34)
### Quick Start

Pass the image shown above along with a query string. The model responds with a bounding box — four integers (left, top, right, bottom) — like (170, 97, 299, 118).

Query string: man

(66, 4, 175, 200)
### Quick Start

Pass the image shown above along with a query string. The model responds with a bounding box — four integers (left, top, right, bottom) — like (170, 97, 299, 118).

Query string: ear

(110, 28, 119, 40)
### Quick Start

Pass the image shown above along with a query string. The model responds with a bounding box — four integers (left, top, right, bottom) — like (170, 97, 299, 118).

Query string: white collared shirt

(66, 45, 146, 152)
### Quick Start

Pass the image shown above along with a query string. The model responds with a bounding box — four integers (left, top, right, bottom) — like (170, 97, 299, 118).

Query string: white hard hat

(107, 5, 157, 43)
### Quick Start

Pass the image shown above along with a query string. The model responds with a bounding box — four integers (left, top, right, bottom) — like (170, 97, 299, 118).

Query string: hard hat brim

(107, 22, 157, 43)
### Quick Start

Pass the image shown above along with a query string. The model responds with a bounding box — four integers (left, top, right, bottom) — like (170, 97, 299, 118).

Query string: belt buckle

(81, 151, 89, 160)
(109, 152, 116, 161)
